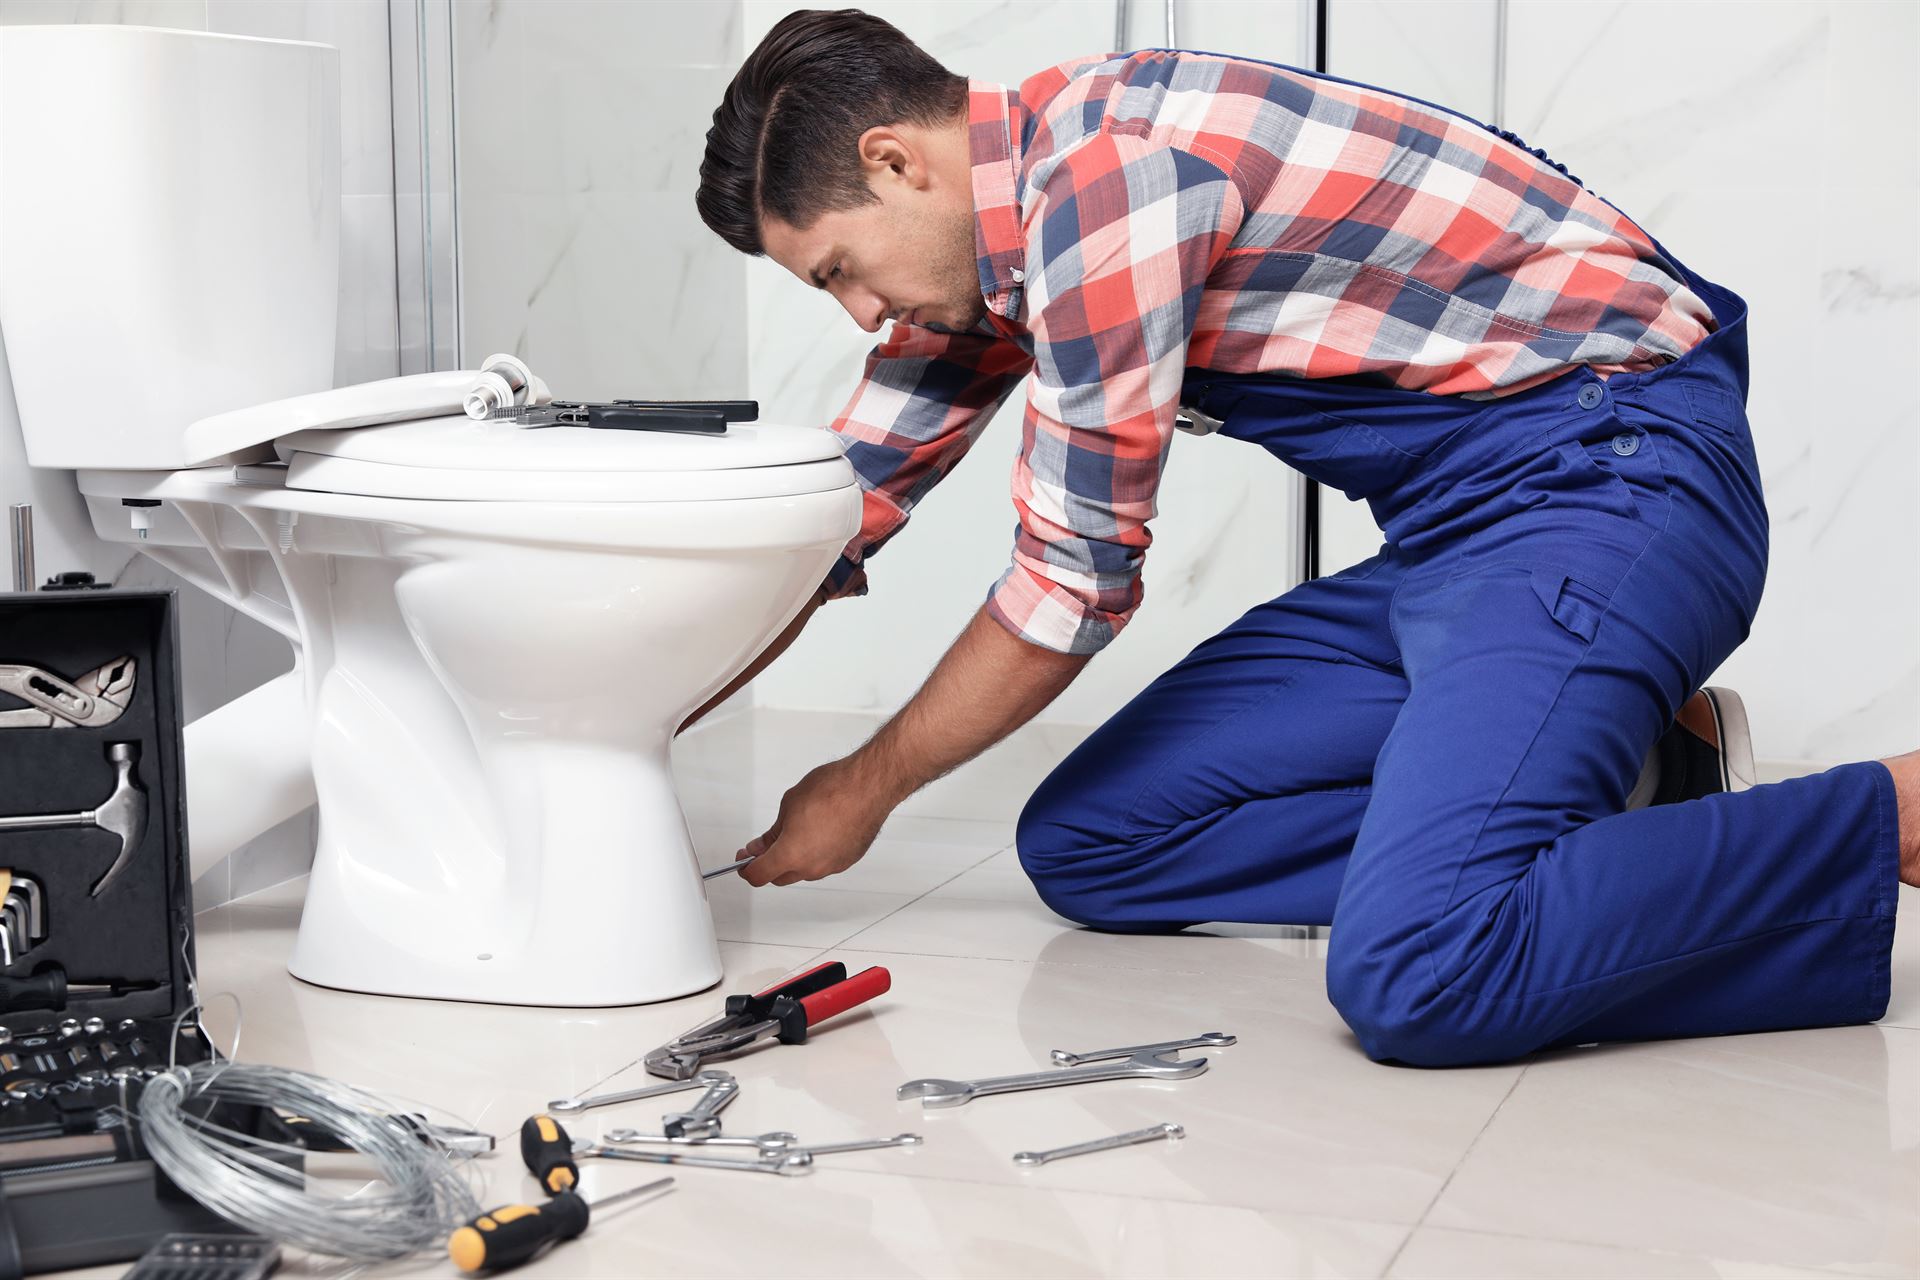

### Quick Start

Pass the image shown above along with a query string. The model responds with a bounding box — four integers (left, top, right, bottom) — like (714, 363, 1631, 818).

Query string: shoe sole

(1700, 686, 1758, 792)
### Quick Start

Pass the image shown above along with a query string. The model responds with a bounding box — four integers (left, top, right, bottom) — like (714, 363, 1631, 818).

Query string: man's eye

(830, 264, 843, 279)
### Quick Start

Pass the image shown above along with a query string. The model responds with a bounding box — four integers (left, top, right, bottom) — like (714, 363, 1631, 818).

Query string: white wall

(1498, 0, 1920, 765)
(453, 0, 749, 402)
(0, 0, 400, 906)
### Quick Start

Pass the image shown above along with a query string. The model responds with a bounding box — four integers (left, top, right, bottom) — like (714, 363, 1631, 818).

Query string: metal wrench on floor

(548, 1070, 729, 1116)
(608, 1129, 921, 1158)
(1050, 1031, 1235, 1066)
(573, 1139, 811, 1176)
(897, 1033, 1236, 1109)
(1014, 1122, 1185, 1167)
(660, 1071, 740, 1138)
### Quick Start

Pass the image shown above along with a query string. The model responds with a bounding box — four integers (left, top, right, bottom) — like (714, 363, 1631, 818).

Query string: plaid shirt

(821, 51, 1716, 655)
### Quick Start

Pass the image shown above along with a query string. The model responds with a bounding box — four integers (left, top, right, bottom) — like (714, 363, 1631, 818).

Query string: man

(691, 9, 1916, 1067)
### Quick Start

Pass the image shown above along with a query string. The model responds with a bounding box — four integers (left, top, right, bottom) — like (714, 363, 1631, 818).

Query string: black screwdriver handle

(449, 1192, 590, 1273)
(519, 1114, 578, 1195)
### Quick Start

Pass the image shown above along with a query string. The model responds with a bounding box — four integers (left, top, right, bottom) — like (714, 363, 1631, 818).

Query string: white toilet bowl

(73, 413, 858, 1005)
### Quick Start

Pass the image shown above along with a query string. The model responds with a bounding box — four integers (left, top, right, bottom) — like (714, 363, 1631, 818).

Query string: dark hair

(697, 9, 969, 255)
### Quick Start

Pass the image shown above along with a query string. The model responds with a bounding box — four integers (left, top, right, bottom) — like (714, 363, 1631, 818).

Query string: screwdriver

(0, 968, 160, 1014)
(448, 1178, 673, 1273)
(519, 1113, 578, 1195)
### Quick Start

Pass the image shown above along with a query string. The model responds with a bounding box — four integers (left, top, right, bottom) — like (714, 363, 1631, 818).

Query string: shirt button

(1611, 432, 1640, 456)
(1577, 384, 1604, 410)
(1009, 268, 1024, 283)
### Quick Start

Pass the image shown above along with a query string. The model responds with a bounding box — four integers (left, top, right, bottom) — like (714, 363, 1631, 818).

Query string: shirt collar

(968, 80, 1028, 321)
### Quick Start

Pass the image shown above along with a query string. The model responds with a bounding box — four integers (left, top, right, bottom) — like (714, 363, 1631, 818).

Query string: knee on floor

(1325, 940, 1517, 1069)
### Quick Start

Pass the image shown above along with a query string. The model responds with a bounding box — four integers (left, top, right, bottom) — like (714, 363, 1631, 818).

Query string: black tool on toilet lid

(643, 959, 891, 1080)
(492, 399, 757, 436)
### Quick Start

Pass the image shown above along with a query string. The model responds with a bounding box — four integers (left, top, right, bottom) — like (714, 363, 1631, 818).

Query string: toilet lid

(280, 415, 855, 502)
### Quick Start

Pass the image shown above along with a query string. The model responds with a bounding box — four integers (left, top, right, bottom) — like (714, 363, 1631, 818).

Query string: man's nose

(839, 288, 889, 333)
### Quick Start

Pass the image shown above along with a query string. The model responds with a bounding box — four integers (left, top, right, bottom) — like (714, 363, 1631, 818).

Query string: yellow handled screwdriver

(448, 1177, 673, 1273)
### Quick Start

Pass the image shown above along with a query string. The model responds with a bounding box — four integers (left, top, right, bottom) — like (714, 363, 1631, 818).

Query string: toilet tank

(0, 26, 340, 470)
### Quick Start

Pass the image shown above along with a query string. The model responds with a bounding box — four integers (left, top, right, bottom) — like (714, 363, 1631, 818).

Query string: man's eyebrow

(807, 254, 834, 289)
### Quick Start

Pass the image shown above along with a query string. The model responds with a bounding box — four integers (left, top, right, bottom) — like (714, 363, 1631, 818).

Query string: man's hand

(734, 604, 1092, 888)
(736, 757, 892, 886)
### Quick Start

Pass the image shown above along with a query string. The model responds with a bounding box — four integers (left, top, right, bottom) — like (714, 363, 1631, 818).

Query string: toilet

(0, 26, 859, 1005)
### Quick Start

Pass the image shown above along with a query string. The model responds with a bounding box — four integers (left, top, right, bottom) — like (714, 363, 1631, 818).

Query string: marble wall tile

(1504, 0, 1920, 763)
(0, 0, 206, 27)
(453, 2, 748, 398)
(206, 0, 394, 197)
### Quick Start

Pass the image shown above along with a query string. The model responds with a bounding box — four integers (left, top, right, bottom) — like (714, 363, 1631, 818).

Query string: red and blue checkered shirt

(821, 51, 1716, 655)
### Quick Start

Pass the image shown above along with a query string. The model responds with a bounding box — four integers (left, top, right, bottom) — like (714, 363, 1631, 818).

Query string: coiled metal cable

(138, 1060, 483, 1263)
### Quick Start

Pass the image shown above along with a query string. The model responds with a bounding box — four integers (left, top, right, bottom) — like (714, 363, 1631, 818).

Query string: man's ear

(858, 125, 925, 189)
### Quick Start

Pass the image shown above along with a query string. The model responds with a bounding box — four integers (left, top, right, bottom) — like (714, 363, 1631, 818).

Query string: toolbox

(0, 588, 289, 1276)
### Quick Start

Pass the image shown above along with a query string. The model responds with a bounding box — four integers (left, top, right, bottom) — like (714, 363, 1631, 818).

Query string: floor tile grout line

(1377, 1061, 1530, 1276)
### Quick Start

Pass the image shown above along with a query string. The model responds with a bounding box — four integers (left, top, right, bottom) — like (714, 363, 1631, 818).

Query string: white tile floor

(61, 709, 1920, 1278)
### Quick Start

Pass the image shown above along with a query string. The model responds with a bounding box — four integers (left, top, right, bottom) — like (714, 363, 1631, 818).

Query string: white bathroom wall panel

(452, 0, 750, 400)
(742, 0, 1315, 730)
(1502, 0, 1920, 763)
(0, 0, 400, 905)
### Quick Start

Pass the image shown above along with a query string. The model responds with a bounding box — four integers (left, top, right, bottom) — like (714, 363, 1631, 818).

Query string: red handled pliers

(643, 960, 890, 1080)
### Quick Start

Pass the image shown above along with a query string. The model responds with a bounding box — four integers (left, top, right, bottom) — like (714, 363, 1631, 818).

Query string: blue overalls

(1014, 240, 1903, 1067)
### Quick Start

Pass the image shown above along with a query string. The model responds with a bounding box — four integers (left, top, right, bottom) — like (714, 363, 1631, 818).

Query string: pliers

(643, 960, 891, 1080)
(0, 657, 136, 729)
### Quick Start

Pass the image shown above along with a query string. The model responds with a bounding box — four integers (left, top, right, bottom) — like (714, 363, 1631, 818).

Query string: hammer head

(88, 741, 148, 897)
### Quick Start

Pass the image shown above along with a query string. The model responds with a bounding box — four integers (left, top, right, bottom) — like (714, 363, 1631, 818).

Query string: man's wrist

(842, 737, 923, 811)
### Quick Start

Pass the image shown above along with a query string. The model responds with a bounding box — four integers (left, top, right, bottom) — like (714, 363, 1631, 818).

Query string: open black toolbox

(0, 589, 291, 1276)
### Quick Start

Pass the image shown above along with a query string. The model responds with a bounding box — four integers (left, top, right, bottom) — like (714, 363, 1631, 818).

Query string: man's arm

(737, 604, 1087, 886)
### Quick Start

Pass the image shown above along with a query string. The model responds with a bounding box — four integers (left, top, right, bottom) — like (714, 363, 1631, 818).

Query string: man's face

(760, 126, 985, 335)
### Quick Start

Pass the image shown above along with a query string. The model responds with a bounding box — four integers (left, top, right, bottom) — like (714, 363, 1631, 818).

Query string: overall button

(1577, 384, 1605, 410)
(1611, 432, 1640, 456)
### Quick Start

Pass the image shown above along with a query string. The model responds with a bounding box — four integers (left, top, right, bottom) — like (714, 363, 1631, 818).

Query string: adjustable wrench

(661, 1072, 739, 1138)
(898, 1033, 1235, 1109)
(548, 1070, 727, 1116)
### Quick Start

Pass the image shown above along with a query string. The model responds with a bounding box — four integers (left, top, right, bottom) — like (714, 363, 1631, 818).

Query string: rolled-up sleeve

(984, 135, 1246, 654)
(821, 322, 1034, 600)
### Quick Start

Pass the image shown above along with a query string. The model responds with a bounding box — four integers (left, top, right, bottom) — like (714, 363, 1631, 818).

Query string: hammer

(0, 742, 148, 896)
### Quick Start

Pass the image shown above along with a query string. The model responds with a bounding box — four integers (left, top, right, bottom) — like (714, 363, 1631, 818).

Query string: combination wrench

(572, 1139, 811, 1176)
(548, 1070, 729, 1116)
(1014, 1122, 1185, 1167)
(897, 1033, 1235, 1109)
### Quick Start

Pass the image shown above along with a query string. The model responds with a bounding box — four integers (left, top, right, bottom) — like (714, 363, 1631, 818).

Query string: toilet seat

(280, 415, 855, 502)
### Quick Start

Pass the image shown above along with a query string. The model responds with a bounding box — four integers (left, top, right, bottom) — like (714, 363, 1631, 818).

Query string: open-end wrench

(572, 1139, 810, 1176)
(786, 1133, 923, 1157)
(661, 1072, 740, 1138)
(898, 1038, 1232, 1109)
(605, 1128, 799, 1158)
(548, 1070, 727, 1116)
(1049, 1032, 1236, 1067)
(1014, 1122, 1185, 1167)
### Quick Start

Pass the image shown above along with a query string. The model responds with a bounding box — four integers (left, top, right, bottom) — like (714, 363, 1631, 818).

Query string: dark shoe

(1626, 687, 1757, 809)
